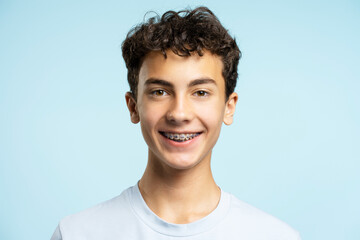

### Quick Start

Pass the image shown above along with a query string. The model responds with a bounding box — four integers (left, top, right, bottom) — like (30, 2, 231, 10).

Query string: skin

(125, 50, 238, 224)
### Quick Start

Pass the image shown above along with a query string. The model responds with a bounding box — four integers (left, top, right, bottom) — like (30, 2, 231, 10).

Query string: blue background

(0, 0, 359, 239)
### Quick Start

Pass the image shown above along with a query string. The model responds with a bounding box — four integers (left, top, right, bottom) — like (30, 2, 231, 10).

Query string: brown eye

(152, 90, 167, 96)
(195, 90, 208, 97)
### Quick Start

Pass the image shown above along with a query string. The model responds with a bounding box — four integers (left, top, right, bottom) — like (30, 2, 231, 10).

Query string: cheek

(195, 102, 225, 128)
(139, 112, 157, 148)
(139, 104, 163, 131)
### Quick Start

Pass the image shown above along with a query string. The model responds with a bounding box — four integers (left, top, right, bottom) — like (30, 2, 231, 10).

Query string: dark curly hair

(122, 6, 241, 101)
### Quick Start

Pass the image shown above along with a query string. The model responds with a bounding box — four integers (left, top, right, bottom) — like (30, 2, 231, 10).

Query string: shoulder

(222, 192, 301, 240)
(61, 189, 129, 225)
(56, 187, 134, 239)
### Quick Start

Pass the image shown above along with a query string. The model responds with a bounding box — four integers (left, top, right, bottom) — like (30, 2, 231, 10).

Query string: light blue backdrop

(0, 0, 359, 239)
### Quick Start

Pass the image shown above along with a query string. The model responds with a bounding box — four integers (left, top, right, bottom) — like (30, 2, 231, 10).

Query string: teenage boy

(51, 7, 301, 240)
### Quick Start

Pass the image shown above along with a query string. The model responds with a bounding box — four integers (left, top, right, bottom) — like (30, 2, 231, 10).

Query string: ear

(223, 92, 238, 126)
(125, 92, 140, 123)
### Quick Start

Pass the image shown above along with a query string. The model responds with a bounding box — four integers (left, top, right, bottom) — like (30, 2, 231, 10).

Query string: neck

(138, 150, 220, 224)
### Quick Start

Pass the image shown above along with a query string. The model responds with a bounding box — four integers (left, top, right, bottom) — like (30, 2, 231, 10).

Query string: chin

(160, 153, 208, 171)
(166, 161, 199, 170)
(147, 145, 212, 171)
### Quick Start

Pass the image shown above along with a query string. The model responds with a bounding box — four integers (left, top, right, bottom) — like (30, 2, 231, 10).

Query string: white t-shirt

(51, 183, 301, 240)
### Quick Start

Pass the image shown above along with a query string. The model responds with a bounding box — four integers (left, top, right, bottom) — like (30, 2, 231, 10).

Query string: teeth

(162, 132, 199, 142)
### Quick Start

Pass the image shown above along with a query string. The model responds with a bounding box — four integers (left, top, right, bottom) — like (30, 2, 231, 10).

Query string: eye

(194, 90, 209, 97)
(151, 89, 167, 96)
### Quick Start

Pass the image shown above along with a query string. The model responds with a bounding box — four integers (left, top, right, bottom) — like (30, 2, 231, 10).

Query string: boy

(51, 7, 301, 239)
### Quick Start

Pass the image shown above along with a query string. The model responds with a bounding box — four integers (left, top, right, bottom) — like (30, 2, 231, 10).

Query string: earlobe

(125, 92, 140, 124)
(223, 92, 238, 126)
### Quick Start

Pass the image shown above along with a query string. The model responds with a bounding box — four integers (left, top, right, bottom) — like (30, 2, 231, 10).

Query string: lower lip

(160, 133, 202, 147)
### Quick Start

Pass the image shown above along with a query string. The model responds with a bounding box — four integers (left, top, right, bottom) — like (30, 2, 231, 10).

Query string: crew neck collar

(127, 181, 231, 237)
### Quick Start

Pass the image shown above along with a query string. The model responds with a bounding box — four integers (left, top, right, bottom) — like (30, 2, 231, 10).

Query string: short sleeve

(50, 224, 62, 240)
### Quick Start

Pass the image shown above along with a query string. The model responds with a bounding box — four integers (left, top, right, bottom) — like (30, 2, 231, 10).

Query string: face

(125, 50, 237, 171)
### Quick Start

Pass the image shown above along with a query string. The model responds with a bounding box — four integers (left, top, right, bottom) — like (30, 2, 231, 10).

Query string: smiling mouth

(159, 132, 201, 142)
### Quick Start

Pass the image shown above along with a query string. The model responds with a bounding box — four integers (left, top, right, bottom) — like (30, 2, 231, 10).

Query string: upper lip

(159, 130, 202, 134)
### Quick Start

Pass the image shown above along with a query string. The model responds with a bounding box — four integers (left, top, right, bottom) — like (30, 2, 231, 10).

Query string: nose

(166, 95, 194, 124)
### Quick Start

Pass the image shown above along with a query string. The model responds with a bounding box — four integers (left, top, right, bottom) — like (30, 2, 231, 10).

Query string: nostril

(166, 108, 194, 123)
(167, 112, 174, 120)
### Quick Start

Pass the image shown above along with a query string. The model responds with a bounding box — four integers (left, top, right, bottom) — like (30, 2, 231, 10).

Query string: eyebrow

(187, 78, 217, 87)
(144, 78, 174, 87)
(144, 78, 217, 88)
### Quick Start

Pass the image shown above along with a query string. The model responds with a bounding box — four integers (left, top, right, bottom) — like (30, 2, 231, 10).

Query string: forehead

(138, 50, 224, 87)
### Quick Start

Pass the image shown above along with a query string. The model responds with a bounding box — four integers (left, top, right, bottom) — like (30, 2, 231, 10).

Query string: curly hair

(122, 6, 241, 101)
